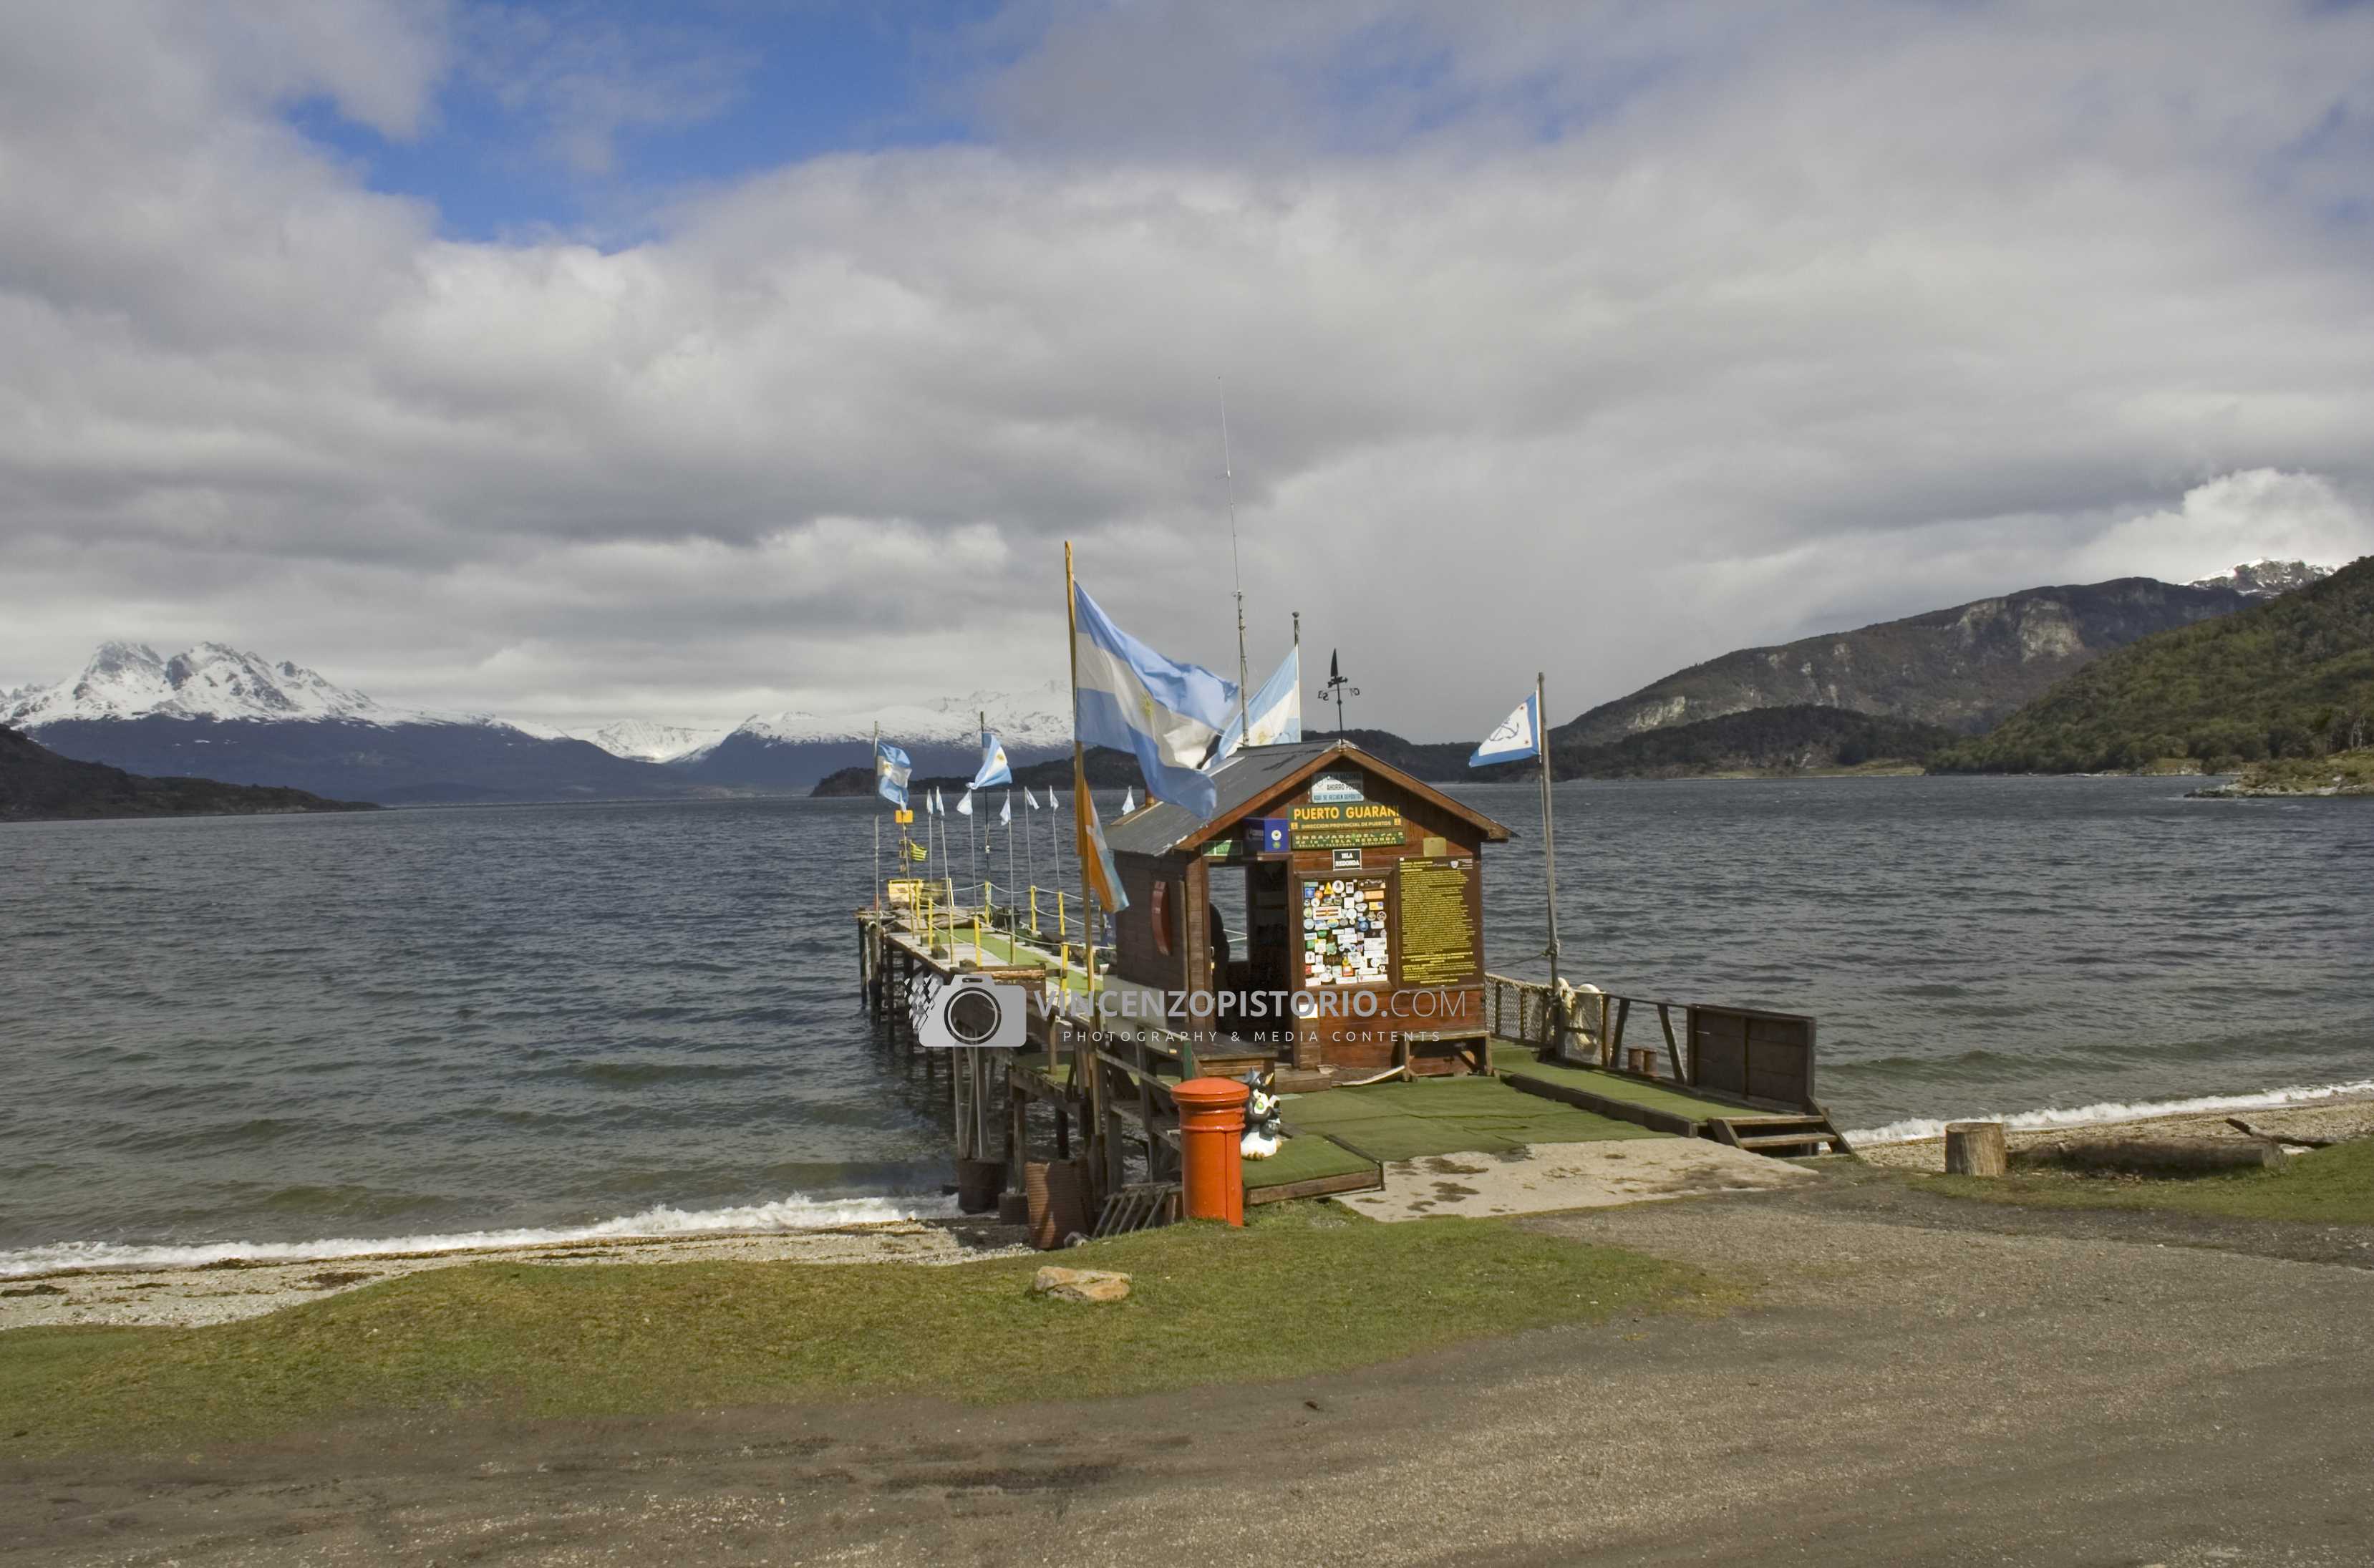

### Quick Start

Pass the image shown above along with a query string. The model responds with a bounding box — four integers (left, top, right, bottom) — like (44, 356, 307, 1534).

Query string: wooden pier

(854, 739, 1849, 1244)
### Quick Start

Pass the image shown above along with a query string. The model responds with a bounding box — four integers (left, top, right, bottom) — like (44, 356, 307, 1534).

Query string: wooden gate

(1687, 1005, 1818, 1110)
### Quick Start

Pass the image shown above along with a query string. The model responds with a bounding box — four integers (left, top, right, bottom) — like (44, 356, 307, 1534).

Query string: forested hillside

(1934, 556, 2373, 773)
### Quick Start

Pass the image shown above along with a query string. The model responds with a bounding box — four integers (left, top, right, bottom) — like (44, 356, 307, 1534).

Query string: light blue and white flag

(1120, 785, 1135, 815)
(1072, 580, 1237, 819)
(928, 787, 942, 816)
(874, 739, 911, 807)
(999, 791, 1012, 827)
(955, 787, 974, 817)
(1024, 786, 1040, 810)
(1216, 644, 1302, 760)
(971, 730, 1012, 790)
(1468, 692, 1541, 767)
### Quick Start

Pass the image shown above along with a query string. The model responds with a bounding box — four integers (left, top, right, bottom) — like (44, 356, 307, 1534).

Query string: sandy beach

(0, 1217, 1029, 1332)
(1851, 1088, 2374, 1171)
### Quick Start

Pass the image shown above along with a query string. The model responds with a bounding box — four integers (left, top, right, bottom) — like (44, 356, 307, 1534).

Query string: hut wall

(1102, 752, 1499, 1076)
(1110, 851, 1190, 996)
(1270, 765, 1490, 1074)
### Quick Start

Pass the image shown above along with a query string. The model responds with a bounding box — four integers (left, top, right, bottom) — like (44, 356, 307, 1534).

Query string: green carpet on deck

(1498, 1053, 1777, 1123)
(1242, 1133, 1377, 1191)
(1280, 1075, 1661, 1161)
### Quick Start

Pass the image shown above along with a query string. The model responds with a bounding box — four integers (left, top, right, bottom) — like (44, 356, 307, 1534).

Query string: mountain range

(1, 647, 1075, 804)
(1936, 554, 2372, 773)
(5, 559, 2335, 804)
(1554, 577, 2262, 750)
(2, 725, 377, 822)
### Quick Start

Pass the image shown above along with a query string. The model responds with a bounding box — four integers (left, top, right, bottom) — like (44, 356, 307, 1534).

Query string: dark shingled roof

(1102, 739, 1508, 858)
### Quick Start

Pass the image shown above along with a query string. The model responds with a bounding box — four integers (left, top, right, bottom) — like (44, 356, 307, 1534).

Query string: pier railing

(1484, 973, 1821, 1110)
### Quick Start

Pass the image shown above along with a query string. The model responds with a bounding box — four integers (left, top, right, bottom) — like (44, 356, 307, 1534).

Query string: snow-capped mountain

(673, 680, 1074, 790)
(5, 642, 1083, 800)
(707, 682, 1071, 750)
(7, 642, 697, 806)
(1, 641, 409, 727)
(2186, 559, 2332, 599)
(576, 719, 722, 763)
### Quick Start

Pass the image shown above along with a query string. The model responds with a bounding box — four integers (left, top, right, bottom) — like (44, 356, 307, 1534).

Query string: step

(1735, 1133, 1829, 1151)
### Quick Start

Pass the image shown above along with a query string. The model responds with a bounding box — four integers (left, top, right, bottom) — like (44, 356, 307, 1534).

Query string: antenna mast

(1221, 380, 1249, 739)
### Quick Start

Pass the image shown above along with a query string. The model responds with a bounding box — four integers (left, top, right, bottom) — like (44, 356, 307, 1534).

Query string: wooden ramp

(1499, 1053, 1852, 1157)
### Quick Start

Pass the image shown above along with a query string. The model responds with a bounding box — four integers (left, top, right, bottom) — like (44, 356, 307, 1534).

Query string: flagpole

(1006, 792, 1017, 938)
(1066, 539, 1101, 1184)
(1537, 669, 1569, 1059)
(1022, 789, 1037, 931)
(973, 709, 985, 911)
(1221, 379, 1249, 743)
(872, 722, 883, 914)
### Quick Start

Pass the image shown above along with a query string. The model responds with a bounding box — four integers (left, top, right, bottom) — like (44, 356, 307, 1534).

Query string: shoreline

(1850, 1087, 2374, 1171)
(1, 1216, 1028, 1332)
(12, 1084, 2371, 1333)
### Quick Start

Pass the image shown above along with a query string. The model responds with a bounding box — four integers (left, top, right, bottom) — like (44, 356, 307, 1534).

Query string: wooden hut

(1102, 740, 1510, 1082)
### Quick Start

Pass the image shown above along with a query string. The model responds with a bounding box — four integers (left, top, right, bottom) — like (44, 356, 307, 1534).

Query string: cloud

(4, 1, 2374, 733)
(2073, 470, 2374, 587)
(457, 4, 756, 177)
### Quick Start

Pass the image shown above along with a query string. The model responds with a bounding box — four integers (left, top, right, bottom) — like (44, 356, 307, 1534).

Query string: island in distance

(0, 725, 377, 823)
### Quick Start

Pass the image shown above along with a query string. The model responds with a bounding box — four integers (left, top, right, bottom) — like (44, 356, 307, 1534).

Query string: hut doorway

(1206, 857, 1294, 1050)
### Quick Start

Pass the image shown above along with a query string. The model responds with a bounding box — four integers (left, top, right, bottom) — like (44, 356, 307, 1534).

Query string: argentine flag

(1468, 692, 1541, 767)
(1217, 644, 1302, 760)
(971, 730, 1012, 789)
(874, 738, 911, 806)
(1072, 580, 1236, 819)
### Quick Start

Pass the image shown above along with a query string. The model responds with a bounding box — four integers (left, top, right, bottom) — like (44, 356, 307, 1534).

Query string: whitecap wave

(0, 1191, 957, 1278)
(1846, 1077, 2374, 1146)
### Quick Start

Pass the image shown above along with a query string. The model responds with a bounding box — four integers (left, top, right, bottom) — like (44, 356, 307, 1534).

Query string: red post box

(1171, 1076, 1251, 1226)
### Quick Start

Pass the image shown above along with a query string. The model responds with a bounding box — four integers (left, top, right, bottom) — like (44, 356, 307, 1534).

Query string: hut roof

(1102, 738, 1512, 858)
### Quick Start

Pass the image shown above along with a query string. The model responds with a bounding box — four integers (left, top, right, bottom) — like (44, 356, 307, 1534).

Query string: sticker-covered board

(1302, 877, 1390, 987)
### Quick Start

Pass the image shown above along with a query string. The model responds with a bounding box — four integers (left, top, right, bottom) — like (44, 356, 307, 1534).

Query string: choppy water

(2, 779, 2368, 1270)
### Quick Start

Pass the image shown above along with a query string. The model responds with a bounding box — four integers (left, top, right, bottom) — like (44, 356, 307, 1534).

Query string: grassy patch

(1915, 1136, 2374, 1225)
(0, 1206, 1724, 1458)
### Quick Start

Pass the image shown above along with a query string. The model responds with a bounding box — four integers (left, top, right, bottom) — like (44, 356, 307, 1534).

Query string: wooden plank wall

(1687, 1005, 1818, 1110)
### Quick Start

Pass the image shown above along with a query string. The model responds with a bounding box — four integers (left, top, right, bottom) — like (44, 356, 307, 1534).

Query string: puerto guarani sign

(1290, 774, 1403, 848)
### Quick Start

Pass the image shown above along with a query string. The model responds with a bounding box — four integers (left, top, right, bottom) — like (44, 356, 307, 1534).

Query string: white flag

(1469, 691, 1542, 766)
(1000, 791, 1012, 826)
(1024, 786, 1041, 810)
(956, 788, 974, 817)
(1120, 785, 1135, 814)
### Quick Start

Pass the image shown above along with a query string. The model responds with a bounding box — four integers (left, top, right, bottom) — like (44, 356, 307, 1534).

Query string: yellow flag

(1072, 763, 1128, 912)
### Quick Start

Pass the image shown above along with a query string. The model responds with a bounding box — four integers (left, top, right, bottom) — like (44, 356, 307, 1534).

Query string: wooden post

(1944, 1121, 2007, 1178)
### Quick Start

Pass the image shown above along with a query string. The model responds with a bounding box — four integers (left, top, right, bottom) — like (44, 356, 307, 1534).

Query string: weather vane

(1316, 649, 1359, 736)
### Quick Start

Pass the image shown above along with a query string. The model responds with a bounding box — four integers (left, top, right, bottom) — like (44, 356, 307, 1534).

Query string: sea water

(2, 778, 2367, 1270)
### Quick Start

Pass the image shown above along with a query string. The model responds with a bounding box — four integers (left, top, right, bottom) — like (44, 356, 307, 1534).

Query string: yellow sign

(1289, 800, 1402, 850)
(894, 809, 914, 824)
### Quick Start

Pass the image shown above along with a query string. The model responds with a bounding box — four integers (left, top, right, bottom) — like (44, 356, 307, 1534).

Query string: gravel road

(6, 1168, 2369, 1566)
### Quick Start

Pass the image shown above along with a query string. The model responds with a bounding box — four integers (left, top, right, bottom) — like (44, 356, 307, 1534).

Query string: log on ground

(2015, 1138, 2288, 1177)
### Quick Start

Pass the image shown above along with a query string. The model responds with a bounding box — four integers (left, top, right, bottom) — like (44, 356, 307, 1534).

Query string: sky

(4, 0, 2374, 739)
